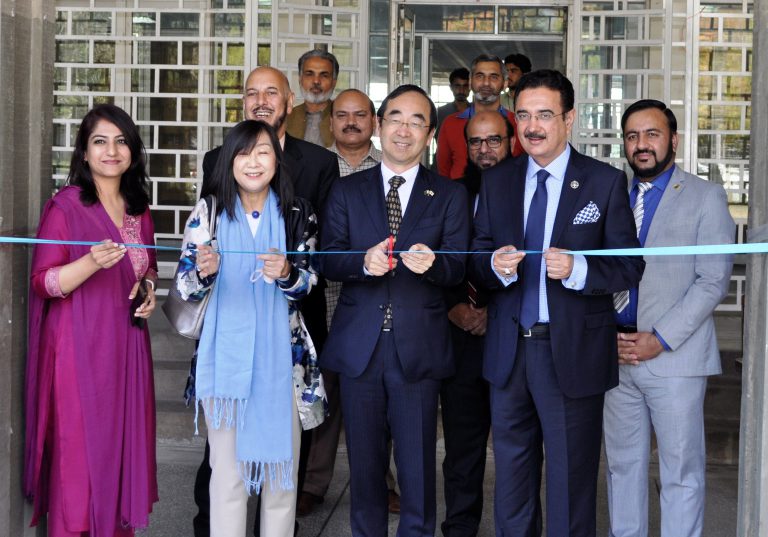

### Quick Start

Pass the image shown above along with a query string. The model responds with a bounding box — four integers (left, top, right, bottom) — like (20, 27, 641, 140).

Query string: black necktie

(386, 175, 405, 236)
(520, 169, 549, 330)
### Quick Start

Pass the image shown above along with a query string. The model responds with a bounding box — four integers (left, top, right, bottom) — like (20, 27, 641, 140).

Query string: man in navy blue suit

(470, 70, 644, 536)
(321, 85, 470, 537)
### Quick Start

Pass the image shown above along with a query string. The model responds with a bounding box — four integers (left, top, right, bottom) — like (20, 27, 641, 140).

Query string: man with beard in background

(603, 99, 735, 537)
(193, 65, 339, 537)
(286, 49, 338, 148)
(440, 110, 513, 537)
(437, 55, 523, 179)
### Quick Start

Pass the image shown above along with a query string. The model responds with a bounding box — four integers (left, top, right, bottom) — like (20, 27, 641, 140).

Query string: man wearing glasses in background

(436, 54, 524, 179)
(321, 85, 469, 537)
(440, 110, 513, 537)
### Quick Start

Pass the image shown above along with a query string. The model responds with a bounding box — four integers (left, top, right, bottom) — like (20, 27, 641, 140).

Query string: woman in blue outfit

(175, 120, 326, 537)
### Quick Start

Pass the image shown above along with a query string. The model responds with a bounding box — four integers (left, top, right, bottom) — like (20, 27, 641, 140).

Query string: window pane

(160, 13, 200, 37)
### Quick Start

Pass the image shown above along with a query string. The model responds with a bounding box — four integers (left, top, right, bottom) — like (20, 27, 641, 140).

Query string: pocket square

(573, 201, 601, 224)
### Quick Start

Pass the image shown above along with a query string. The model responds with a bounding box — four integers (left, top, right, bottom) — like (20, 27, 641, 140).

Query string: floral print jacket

(178, 195, 327, 430)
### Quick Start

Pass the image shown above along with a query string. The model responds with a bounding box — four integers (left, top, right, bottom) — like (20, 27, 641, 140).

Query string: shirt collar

(381, 162, 419, 184)
(632, 164, 675, 193)
(456, 102, 509, 120)
(329, 142, 381, 164)
(527, 144, 571, 182)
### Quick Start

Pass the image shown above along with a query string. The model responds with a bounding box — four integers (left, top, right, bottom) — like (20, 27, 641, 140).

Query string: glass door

(389, 3, 416, 88)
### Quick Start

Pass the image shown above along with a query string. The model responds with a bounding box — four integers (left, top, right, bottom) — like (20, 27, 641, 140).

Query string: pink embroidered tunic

(24, 186, 158, 537)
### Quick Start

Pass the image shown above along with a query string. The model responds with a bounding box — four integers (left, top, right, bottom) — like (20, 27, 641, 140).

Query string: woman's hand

(197, 244, 220, 278)
(129, 279, 156, 319)
(258, 248, 291, 281)
(89, 239, 127, 269)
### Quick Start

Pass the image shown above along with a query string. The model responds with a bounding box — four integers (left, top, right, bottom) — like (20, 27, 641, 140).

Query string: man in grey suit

(604, 99, 735, 537)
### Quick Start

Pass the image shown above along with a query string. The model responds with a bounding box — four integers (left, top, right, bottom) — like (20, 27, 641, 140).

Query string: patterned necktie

(614, 181, 653, 313)
(520, 169, 549, 330)
(386, 175, 405, 236)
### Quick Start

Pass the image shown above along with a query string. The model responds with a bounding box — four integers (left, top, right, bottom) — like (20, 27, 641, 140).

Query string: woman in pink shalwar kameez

(24, 104, 159, 537)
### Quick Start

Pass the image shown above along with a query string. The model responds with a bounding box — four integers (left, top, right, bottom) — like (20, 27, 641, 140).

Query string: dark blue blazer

(470, 149, 645, 398)
(320, 164, 470, 382)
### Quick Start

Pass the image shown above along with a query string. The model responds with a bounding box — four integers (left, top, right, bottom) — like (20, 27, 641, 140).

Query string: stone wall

(0, 0, 54, 535)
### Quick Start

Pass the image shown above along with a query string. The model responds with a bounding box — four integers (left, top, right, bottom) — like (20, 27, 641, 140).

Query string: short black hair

(449, 68, 470, 85)
(504, 53, 532, 73)
(514, 69, 574, 113)
(330, 88, 376, 116)
(298, 49, 339, 80)
(621, 99, 678, 134)
(200, 120, 294, 219)
(68, 104, 150, 216)
(463, 112, 514, 142)
(470, 54, 504, 76)
(377, 84, 438, 134)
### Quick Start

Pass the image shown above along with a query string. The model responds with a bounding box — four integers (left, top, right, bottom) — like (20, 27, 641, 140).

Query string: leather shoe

(296, 491, 323, 517)
(388, 489, 400, 514)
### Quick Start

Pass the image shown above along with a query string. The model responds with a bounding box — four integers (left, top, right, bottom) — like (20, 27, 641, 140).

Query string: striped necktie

(614, 181, 652, 313)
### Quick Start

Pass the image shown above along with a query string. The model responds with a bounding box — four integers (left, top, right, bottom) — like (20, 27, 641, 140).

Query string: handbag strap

(204, 194, 217, 241)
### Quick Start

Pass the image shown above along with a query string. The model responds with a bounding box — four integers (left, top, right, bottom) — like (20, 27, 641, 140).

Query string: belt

(518, 323, 550, 338)
(616, 324, 637, 333)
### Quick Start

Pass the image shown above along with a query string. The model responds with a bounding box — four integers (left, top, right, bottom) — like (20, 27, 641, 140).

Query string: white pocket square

(572, 201, 601, 224)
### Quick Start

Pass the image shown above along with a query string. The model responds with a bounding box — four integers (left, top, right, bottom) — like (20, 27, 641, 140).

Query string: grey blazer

(637, 166, 735, 377)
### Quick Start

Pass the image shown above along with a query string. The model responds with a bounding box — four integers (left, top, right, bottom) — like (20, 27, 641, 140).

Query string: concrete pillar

(0, 0, 55, 535)
(738, 0, 768, 534)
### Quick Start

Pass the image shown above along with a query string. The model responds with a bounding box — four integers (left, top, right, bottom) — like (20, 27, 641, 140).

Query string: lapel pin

(673, 183, 681, 190)
(570, 180, 580, 189)
(424, 189, 435, 197)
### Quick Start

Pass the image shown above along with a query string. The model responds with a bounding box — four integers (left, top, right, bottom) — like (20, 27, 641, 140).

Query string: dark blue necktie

(520, 169, 549, 329)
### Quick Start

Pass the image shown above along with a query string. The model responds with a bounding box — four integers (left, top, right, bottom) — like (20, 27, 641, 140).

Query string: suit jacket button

(378, 304, 385, 310)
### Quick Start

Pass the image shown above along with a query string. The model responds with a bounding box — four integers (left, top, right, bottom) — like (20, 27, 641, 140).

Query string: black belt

(616, 324, 637, 333)
(518, 323, 550, 338)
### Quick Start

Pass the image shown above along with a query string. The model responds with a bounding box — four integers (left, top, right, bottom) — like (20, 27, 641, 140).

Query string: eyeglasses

(514, 111, 567, 123)
(467, 135, 504, 149)
(382, 118, 430, 131)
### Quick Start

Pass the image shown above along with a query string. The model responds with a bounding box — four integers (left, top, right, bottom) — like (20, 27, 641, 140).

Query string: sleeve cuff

(562, 254, 587, 291)
(490, 251, 516, 287)
(653, 329, 672, 351)
(45, 266, 67, 298)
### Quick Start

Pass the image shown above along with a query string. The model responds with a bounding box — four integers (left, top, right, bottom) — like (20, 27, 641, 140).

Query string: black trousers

(439, 326, 491, 537)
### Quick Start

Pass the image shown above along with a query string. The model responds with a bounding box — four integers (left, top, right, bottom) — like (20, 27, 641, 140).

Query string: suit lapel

(358, 164, 388, 238)
(396, 166, 433, 248)
(645, 166, 686, 246)
(283, 135, 305, 183)
(550, 148, 585, 246)
(507, 158, 527, 247)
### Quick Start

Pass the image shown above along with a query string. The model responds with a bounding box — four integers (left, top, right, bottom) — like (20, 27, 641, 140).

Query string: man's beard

(627, 139, 675, 179)
(474, 91, 500, 105)
(301, 88, 333, 104)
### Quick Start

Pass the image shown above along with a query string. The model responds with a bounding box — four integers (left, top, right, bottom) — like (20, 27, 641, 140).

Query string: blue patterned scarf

(196, 190, 293, 493)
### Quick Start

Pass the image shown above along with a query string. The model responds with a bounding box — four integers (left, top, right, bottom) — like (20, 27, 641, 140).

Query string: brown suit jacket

(286, 102, 334, 148)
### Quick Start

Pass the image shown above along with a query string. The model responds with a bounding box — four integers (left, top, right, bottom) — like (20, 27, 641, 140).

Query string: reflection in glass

(160, 13, 200, 37)
(158, 181, 198, 205)
(213, 13, 245, 37)
(159, 70, 199, 93)
(56, 41, 89, 63)
(72, 12, 112, 36)
(72, 68, 111, 92)
(132, 12, 156, 36)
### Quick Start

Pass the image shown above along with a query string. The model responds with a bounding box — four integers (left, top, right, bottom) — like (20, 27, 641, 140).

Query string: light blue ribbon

(1, 236, 765, 257)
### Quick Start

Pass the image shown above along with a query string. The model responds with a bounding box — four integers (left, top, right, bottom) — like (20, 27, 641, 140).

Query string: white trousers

(604, 363, 708, 537)
(204, 390, 301, 537)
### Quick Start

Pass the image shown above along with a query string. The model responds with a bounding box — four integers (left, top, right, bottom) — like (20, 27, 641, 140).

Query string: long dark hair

(200, 120, 294, 220)
(67, 104, 150, 216)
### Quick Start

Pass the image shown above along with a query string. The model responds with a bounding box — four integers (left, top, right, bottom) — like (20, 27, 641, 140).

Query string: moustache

(633, 149, 656, 158)
(524, 132, 546, 140)
(343, 125, 362, 133)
